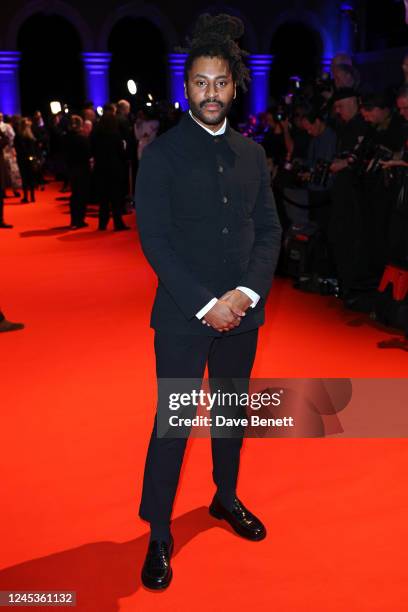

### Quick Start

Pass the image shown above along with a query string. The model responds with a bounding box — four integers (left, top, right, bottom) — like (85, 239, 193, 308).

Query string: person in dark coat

(64, 115, 91, 229)
(91, 105, 129, 231)
(116, 99, 137, 212)
(0, 131, 12, 228)
(135, 14, 282, 590)
(356, 91, 406, 300)
(328, 89, 369, 299)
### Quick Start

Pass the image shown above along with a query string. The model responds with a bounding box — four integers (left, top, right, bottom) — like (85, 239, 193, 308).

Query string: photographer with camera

(261, 104, 306, 232)
(378, 86, 408, 270)
(348, 92, 406, 310)
(360, 92, 404, 153)
(269, 104, 312, 228)
(298, 108, 337, 287)
(261, 106, 294, 175)
(327, 88, 369, 303)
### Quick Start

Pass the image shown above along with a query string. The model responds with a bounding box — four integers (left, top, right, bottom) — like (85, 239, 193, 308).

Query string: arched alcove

(269, 21, 323, 97)
(108, 17, 168, 103)
(6, 0, 93, 51)
(98, 2, 178, 52)
(17, 13, 84, 114)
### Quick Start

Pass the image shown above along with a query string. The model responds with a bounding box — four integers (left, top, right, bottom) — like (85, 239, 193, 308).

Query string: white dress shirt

(188, 111, 261, 320)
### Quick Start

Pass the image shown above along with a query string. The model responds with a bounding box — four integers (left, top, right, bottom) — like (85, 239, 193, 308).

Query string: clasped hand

(201, 289, 252, 332)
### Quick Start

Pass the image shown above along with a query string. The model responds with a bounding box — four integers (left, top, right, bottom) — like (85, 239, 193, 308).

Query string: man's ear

(184, 82, 188, 100)
(233, 86, 237, 100)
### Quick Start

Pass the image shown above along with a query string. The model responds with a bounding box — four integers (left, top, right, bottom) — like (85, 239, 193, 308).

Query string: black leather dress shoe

(209, 496, 266, 541)
(141, 536, 174, 590)
(0, 319, 24, 333)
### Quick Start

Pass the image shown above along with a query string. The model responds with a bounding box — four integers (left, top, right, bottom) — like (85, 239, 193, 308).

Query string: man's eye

(196, 81, 206, 87)
(217, 81, 227, 87)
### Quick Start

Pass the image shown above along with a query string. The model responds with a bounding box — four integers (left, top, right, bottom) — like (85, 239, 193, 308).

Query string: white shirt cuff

(236, 286, 260, 308)
(196, 298, 218, 320)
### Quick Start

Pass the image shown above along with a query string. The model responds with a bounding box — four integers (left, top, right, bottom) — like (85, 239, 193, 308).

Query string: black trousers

(329, 172, 363, 293)
(69, 170, 89, 226)
(139, 328, 259, 524)
(97, 174, 126, 230)
(309, 189, 335, 277)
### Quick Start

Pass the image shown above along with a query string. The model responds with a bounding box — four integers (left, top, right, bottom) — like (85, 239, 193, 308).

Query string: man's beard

(188, 96, 233, 126)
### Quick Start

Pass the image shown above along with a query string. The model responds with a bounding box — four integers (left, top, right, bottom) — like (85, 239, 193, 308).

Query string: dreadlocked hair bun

(179, 13, 251, 92)
(191, 13, 244, 44)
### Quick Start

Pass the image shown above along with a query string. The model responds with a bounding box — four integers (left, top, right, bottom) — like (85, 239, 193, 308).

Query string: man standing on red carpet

(135, 13, 282, 590)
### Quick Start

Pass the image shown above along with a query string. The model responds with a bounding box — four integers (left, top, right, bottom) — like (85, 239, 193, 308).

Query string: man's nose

(206, 82, 217, 98)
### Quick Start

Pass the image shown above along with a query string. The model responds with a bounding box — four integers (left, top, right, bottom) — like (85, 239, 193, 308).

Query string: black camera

(347, 137, 393, 177)
(343, 137, 376, 176)
(309, 159, 331, 188)
(273, 109, 287, 123)
(279, 159, 309, 188)
(366, 145, 393, 174)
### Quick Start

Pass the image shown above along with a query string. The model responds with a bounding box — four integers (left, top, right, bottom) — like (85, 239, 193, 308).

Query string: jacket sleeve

(239, 145, 282, 299)
(135, 144, 216, 320)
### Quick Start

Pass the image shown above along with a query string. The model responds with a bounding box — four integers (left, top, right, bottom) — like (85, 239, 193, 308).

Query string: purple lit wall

(339, 3, 355, 54)
(247, 55, 274, 116)
(82, 52, 111, 108)
(321, 56, 334, 73)
(0, 52, 21, 115)
(168, 53, 188, 111)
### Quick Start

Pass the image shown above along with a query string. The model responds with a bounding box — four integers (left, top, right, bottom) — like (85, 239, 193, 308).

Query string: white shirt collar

(189, 110, 227, 136)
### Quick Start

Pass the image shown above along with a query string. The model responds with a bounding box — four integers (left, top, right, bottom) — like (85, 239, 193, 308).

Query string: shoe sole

(142, 568, 173, 590)
(209, 506, 267, 541)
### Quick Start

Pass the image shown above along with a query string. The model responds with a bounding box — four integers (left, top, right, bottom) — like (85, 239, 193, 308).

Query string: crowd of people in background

(2, 50, 408, 335)
(0, 99, 183, 232)
(241, 50, 408, 334)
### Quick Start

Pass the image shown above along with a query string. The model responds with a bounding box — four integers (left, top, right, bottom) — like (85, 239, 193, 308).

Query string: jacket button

(218, 165, 224, 173)
(222, 227, 229, 234)
(222, 196, 228, 204)
(214, 138, 219, 144)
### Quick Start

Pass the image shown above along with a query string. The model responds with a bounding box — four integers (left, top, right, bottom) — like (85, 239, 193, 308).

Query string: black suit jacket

(135, 112, 282, 336)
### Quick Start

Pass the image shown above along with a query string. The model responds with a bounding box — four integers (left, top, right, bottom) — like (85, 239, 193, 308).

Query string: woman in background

(15, 118, 39, 203)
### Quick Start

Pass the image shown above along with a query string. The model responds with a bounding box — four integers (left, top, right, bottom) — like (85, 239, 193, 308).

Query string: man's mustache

(200, 99, 224, 108)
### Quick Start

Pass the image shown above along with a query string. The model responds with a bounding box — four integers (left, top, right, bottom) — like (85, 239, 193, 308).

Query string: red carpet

(1, 183, 408, 611)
